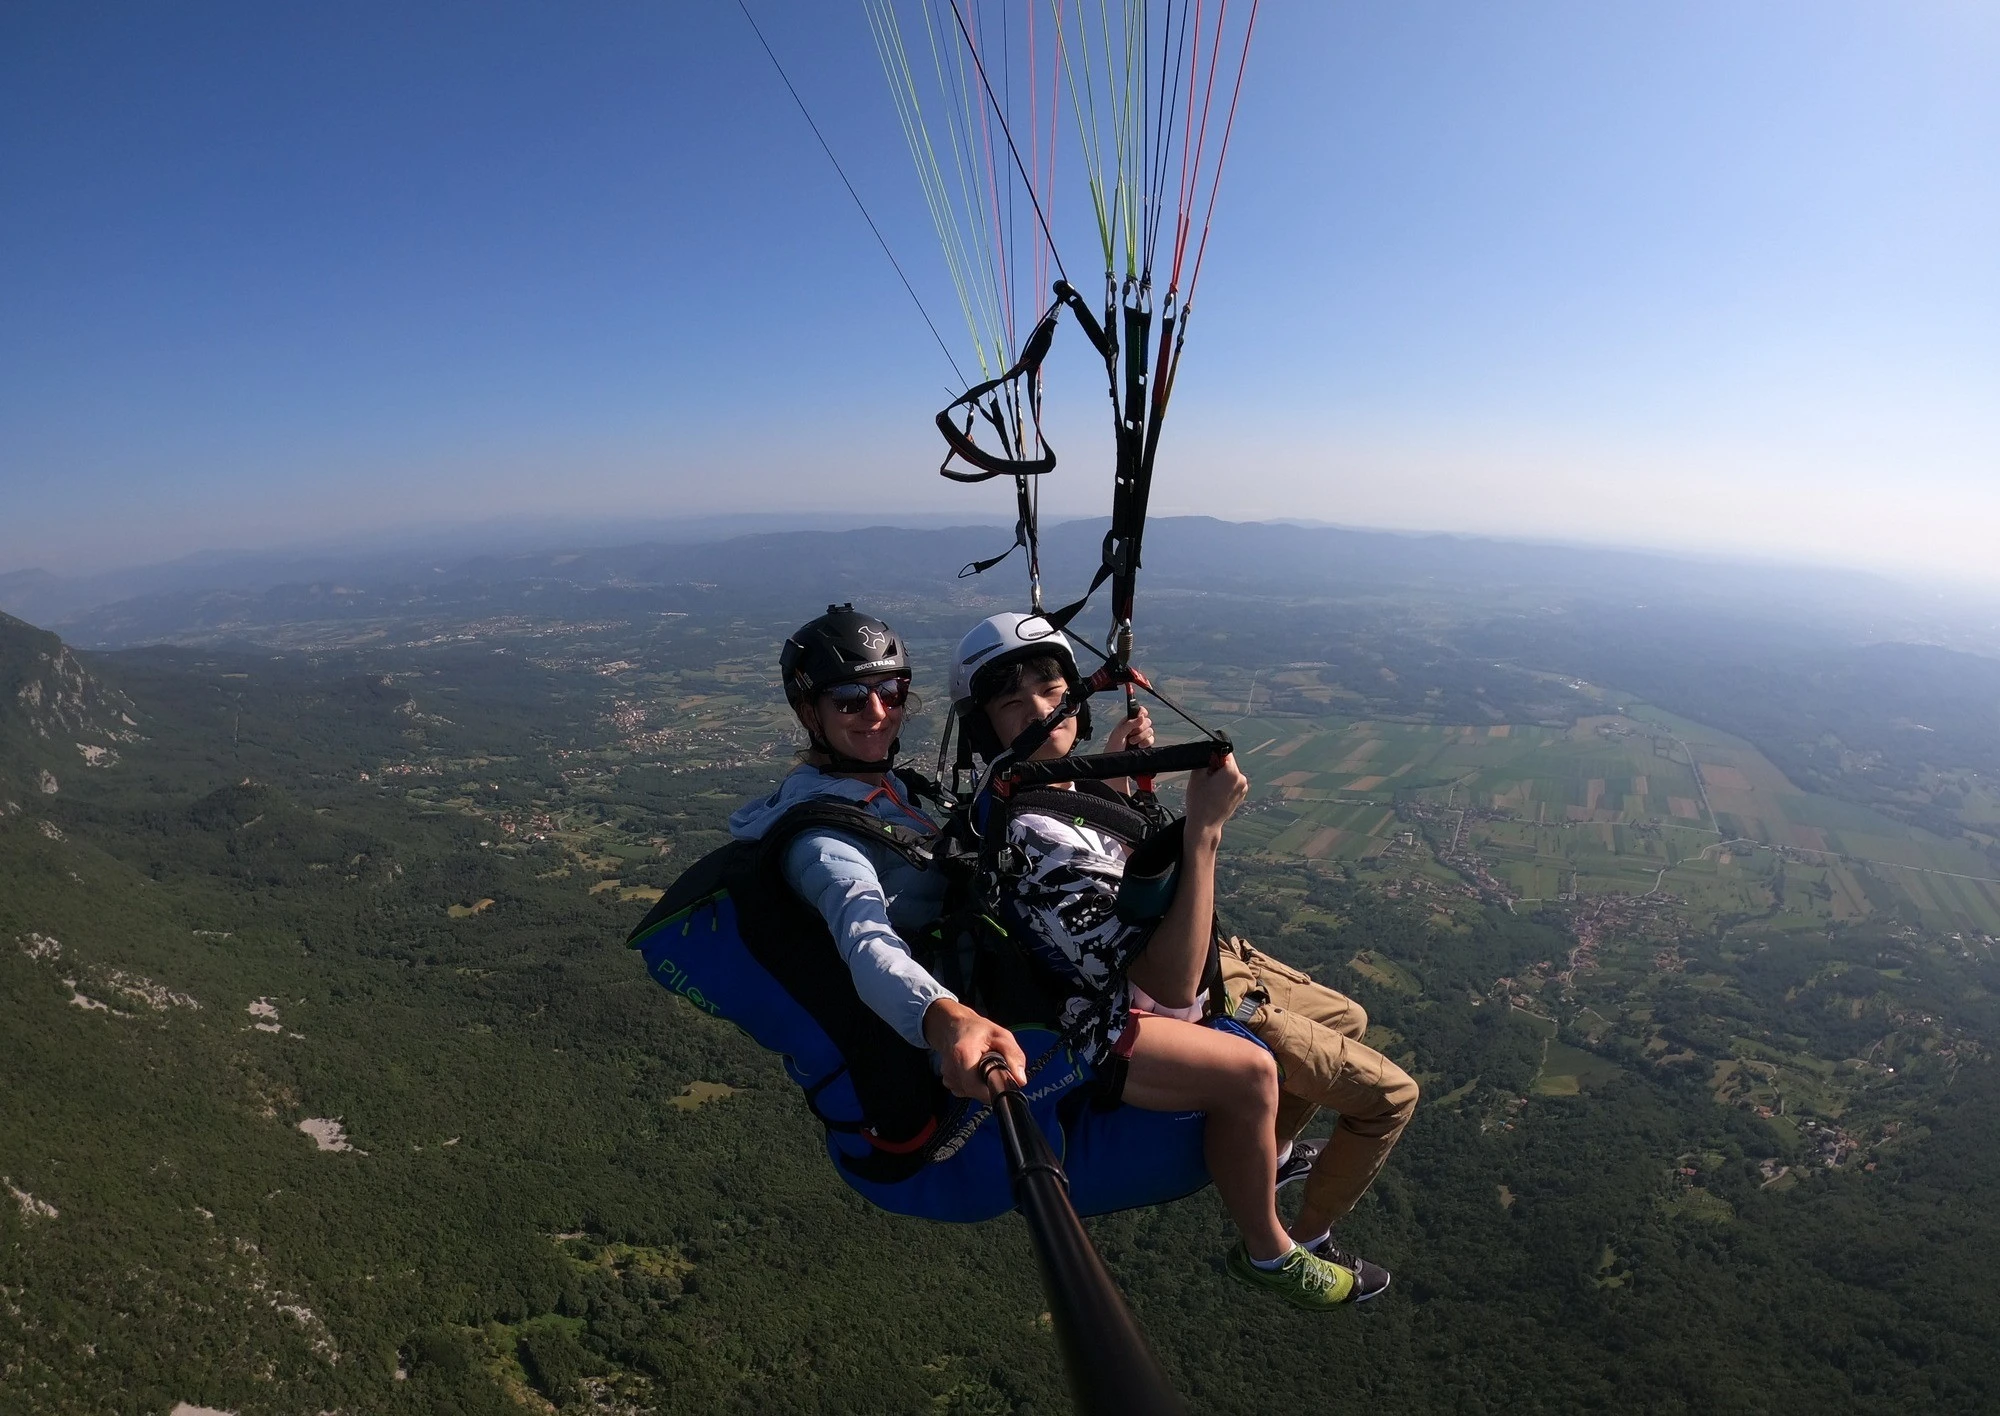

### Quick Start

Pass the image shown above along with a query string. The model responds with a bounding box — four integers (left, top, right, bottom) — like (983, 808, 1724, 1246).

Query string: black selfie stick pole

(978, 1055, 1187, 1416)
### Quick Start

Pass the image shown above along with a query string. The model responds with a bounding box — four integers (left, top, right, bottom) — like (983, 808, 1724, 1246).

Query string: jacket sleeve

(781, 830, 955, 1050)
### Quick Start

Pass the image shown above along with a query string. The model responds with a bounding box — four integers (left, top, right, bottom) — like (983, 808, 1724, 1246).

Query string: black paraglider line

(1142, 1, 1194, 283)
(1065, 637, 1229, 746)
(731, 0, 968, 388)
(934, 13, 1138, 690)
(756, 0, 1254, 768)
(747, 0, 1258, 659)
(932, 2, 1225, 659)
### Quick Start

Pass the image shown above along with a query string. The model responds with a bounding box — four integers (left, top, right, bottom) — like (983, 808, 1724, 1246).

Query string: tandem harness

(626, 744, 1247, 1222)
(625, 772, 1137, 1176)
(626, 779, 1217, 1224)
(942, 769, 1226, 1106)
(626, 778, 959, 1185)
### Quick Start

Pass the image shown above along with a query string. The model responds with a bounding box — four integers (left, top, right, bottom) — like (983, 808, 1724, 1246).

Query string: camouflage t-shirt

(1002, 809, 1144, 1060)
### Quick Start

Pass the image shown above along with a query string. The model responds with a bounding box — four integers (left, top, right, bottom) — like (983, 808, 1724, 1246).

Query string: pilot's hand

(1104, 704, 1155, 753)
(1185, 752, 1250, 833)
(922, 998, 1026, 1101)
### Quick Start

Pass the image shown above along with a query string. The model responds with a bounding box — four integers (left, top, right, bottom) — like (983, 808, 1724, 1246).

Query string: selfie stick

(978, 1055, 1187, 1416)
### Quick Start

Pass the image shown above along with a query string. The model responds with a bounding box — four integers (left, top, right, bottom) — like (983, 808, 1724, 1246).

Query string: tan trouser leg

(1218, 938, 1420, 1227)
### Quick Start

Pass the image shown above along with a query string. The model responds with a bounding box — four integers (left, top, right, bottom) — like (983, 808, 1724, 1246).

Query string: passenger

(952, 613, 1386, 1307)
(1216, 933, 1419, 1285)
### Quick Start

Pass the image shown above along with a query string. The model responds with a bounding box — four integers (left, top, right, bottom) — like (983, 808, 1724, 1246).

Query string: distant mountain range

(0, 511, 1001, 627)
(4, 518, 1997, 654)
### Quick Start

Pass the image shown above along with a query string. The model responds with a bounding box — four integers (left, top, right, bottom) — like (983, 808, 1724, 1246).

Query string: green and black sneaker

(1225, 1244, 1358, 1310)
(1307, 1236, 1393, 1302)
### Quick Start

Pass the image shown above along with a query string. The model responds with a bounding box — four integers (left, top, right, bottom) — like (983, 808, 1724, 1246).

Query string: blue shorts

(829, 1020, 1266, 1224)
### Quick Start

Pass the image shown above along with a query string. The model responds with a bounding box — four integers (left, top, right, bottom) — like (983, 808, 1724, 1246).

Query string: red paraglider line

(1168, 0, 1207, 290)
(1183, 0, 1260, 305)
(1028, 1, 1061, 313)
(1029, 2, 1043, 316)
(946, 0, 1069, 288)
(1172, 0, 1233, 292)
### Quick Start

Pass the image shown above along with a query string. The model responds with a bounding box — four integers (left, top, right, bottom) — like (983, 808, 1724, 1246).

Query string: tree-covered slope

(2, 607, 1997, 1413)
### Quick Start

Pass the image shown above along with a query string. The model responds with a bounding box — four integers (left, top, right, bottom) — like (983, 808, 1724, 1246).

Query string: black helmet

(781, 604, 912, 773)
(781, 604, 911, 707)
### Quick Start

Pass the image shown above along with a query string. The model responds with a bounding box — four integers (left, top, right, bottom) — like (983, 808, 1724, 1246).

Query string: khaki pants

(1217, 937, 1419, 1229)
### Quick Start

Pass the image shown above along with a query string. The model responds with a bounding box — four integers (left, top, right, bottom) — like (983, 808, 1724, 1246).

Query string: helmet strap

(954, 706, 996, 773)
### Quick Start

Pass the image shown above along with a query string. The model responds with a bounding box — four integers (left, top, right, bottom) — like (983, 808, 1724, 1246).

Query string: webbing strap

(959, 513, 1029, 581)
(936, 299, 1064, 482)
(757, 800, 936, 872)
(800, 1064, 863, 1135)
(1041, 558, 1114, 635)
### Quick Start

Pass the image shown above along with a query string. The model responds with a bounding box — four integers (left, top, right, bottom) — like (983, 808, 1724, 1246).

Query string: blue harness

(629, 804, 1254, 1223)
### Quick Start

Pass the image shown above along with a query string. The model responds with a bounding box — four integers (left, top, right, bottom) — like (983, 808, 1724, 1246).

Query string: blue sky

(3, 1, 1995, 583)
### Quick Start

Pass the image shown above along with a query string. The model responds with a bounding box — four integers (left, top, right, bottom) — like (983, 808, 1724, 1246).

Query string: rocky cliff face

(0, 611, 138, 797)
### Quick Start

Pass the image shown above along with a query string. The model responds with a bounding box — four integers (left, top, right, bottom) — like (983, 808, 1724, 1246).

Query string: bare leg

(1119, 1015, 1292, 1261)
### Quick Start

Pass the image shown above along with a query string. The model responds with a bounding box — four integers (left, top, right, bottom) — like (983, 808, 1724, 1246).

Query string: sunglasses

(823, 678, 915, 714)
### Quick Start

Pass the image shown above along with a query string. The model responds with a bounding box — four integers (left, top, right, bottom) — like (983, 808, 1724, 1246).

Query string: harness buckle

(1230, 986, 1269, 1025)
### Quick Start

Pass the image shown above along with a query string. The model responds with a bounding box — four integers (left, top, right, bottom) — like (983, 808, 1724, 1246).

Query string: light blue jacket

(727, 765, 952, 1049)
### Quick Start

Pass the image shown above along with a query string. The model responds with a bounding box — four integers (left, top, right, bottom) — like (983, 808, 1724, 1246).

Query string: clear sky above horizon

(3, 1, 1995, 584)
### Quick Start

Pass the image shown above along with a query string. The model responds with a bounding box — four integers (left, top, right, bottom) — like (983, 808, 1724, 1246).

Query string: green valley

(3, 529, 1999, 1413)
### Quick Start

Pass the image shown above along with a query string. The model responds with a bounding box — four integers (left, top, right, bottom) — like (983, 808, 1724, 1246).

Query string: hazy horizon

(8, 514, 2000, 627)
(4, 3, 1995, 585)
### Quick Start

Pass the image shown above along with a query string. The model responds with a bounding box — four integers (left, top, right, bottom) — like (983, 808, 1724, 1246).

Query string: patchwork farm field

(1215, 702, 2000, 935)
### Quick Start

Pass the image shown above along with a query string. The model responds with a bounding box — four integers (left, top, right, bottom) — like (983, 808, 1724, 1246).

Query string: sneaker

(1225, 1244, 1358, 1310)
(1275, 1137, 1323, 1191)
(1305, 1236, 1392, 1301)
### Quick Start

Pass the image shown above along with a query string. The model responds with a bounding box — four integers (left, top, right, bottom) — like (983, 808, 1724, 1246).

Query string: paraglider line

(1142, 0, 1192, 278)
(1184, 0, 1261, 304)
(945, 0, 1069, 288)
(733, 0, 967, 385)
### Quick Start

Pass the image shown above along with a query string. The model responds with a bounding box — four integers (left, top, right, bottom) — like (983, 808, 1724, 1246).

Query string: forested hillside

(3, 571, 1998, 1414)
(0, 611, 139, 799)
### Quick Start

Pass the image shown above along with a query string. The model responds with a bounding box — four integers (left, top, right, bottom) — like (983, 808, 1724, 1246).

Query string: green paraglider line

(944, 0, 1071, 288)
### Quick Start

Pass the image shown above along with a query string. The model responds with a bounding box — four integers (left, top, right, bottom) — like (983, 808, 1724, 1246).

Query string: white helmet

(950, 612, 1090, 766)
(951, 612, 1082, 709)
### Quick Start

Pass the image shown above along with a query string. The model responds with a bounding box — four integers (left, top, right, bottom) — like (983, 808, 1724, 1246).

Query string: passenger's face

(983, 673, 1073, 760)
(803, 672, 907, 765)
